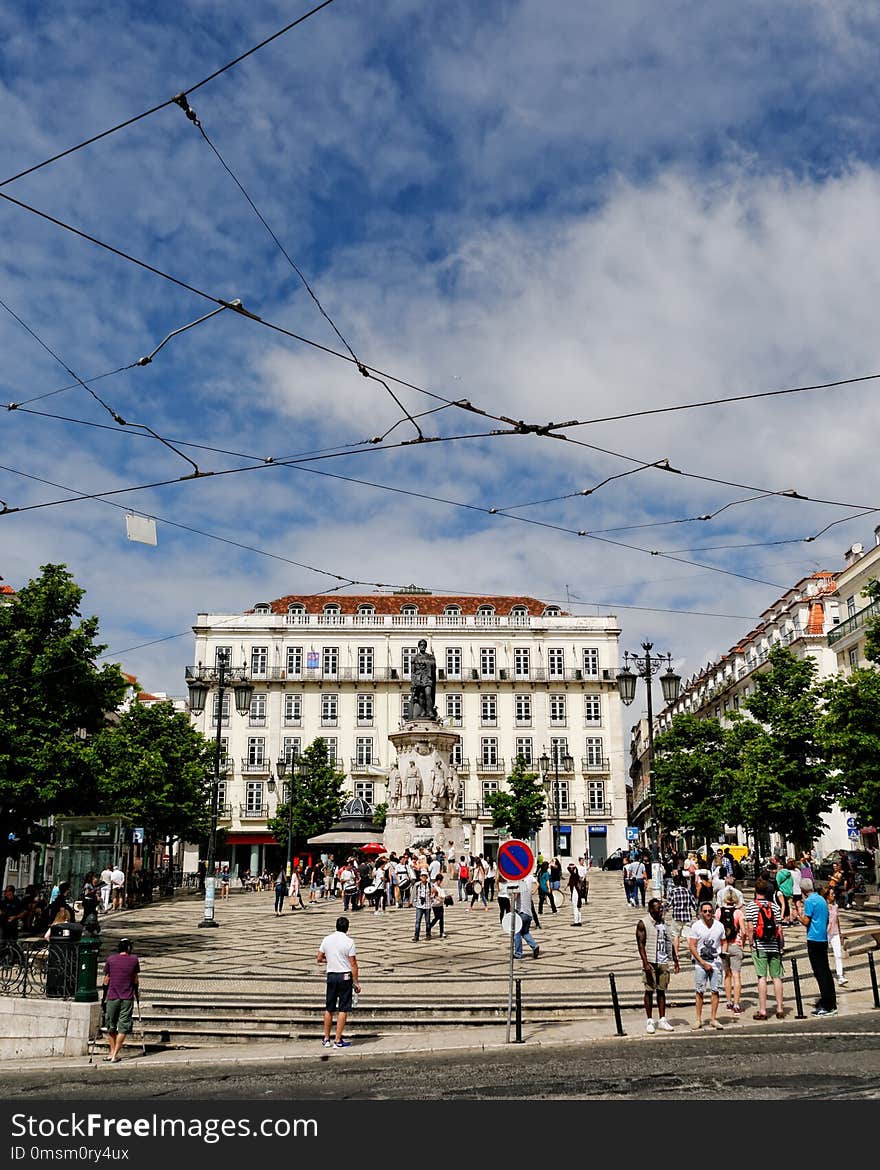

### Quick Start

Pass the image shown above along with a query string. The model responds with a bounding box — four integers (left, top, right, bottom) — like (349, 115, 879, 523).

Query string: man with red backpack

(744, 878, 785, 1020)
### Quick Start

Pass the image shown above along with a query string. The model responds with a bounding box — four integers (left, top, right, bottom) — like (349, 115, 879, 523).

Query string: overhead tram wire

(0, 0, 342, 190)
(170, 97, 424, 442)
(4, 185, 880, 519)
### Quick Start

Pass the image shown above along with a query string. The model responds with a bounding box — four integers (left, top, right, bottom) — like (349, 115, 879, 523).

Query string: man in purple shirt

(102, 938, 140, 1062)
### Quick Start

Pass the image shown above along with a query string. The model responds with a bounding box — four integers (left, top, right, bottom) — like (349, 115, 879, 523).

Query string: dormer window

(401, 604, 419, 615)
(444, 605, 461, 616)
(543, 605, 561, 617)
(287, 603, 305, 614)
(357, 604, 375, 615)
(254, 603, 271, 614)
(323, 603, 341, 615)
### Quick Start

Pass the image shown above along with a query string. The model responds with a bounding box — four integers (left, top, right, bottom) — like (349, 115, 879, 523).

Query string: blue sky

(2, 0, 880, 696)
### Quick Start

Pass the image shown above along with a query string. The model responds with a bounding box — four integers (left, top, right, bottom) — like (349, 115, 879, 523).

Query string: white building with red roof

(189, 590, 629, 875)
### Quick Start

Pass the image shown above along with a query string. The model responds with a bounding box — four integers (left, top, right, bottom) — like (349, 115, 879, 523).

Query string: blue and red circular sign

(497, 839, 535, 882)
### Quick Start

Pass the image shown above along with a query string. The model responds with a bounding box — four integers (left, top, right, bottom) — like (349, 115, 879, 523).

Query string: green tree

(484, 756, 546, 841)
(862, 578, 880, 665)
(733, 646, 833, 850)
(94, 701, 215, 857)
(372, 802, 388, 831)
(0, 564, 126, 865)
(267, 738, 346, 852)
(818, 667, 880, 831)
(653, 713, 729, 858)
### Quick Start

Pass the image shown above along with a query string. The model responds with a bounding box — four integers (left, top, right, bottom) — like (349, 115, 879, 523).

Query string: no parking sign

(497, 839, 534, 882)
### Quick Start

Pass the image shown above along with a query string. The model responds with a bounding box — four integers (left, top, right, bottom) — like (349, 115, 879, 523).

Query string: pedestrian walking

(798, 878, 837, 1016)
(99, 865, 113, 913)
(289, 864, 307, 911)
(537, 861, 557, 915)
(688, 901, 725, 1029)
(102, 937, 140, 1063)
(457, 856, 470, 902)
(273, 871, 287, 916)
(825, 886, 847, 986)
(513, 879, 540, 960)
(430, 875, 448, 938)
(744, 878, 785, 1020)
(412, 871, 434, 940)
(569, 865, 584, 926)
(636, 898, 679, 1033)
(484, 856, 496, 902)
(316, 916, 360, 1048)
(716, 887, 746, 1015)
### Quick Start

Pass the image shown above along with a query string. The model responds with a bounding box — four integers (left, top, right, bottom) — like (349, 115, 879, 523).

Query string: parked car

(816, 850, 875, 885)
(602, 848, 627, 871)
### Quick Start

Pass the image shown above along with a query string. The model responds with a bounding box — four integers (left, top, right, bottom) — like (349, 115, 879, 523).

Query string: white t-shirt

(110, 868, 125, 888)
(428, 859, 442, 880)
(515, 874, 536, 915)
(319, 930, 357, 974)
(100, 868, 113, 889)
(690, 918, 725, 968)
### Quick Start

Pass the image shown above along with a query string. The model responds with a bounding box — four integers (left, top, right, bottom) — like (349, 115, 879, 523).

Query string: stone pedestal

(384, 721, 465, 857)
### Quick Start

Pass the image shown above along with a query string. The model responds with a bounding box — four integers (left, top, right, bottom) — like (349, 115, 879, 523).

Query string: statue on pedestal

(387, 763, 402, 809)
(404, 760, 422, 810)
(409, 639, 437, 720)
(430, 763, 447, 810)
(446, 763, 461, 811)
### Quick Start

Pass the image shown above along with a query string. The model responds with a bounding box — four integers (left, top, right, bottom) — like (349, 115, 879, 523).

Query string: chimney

(844, 543, 864, 567)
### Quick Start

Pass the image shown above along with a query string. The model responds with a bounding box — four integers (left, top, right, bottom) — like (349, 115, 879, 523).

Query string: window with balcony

(515, 737, 533, 765)
(584, 737, 603, 766)
(212, 693, 230, 726)
(323, 603, 340, 617)
(321, 694, 338, 726)
(847, 595, 857, 618)
(582, 647, 599, 677)
(446, 693, 462, 725)
(480, 694, 497, 726)
(218, 738, 230, 771)
(357, 604, 375, 616)
(245, 780, 264, 813)
(552, 780, 571, 811)
(446, 646, 462, 677)
(287, 603, 305, 615)
(548, 648, 565, 677)
(451, 742, 464, 767)
(482, 780, 499, 805)
(480, 647, 496, 677)
(587, 780, 606, 812)
(355, 737, 374, 766)
(250, 645, 268, 677)
(515, 693, 532, 725)
(357, 694, 374, 725)
(281, 736, 301, 764)
(357, 646, 374, 677)
(249, 692, 267, 726)
(247, 738, 265, 767)
(401, 645, 416, 678)
(550, 736, 569, 761)
(510, 606, 529, 627)
(401, 696, 411, 721)
(322, 646, 339, 676)
(323, 737, 338, 765)
(476, 605, 495, 625)
(401, 604, 419, 616)
(216, 779, 227, 811)
(480, 737, 499, 765)
(849, 647, 859, 669)
(549, 694, 567, 726)
(215, 645, 232, 668)
(283, 693, 302, 725)
(584, 695, 602, 725)
(354, 781, 374, 803)
(285, 645, 303, 676)
(444, 605, 461, 624)
(514, 647, 530, 678)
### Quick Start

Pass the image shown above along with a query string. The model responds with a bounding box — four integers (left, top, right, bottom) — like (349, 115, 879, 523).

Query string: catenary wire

(0, 0, 342, 190)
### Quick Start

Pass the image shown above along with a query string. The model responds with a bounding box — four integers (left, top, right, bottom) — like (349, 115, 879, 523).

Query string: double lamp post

(268, 752, 310, 878)
(539, 744, 574, 858)
(616, 641, 680, 868)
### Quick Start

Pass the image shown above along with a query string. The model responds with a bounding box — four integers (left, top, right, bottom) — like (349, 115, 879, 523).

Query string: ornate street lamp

(616, 642, 680, 868)
(540, 745, 574, 857)
(268, 752, 309, 876)
(184, 649, 254, 928)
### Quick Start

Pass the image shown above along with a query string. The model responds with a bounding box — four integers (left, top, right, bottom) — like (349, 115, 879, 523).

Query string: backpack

(719, 905, 738, 942)
(459, 863, 469, 881)
(732, 859, 745, 881)
(753, 901, 779, 945)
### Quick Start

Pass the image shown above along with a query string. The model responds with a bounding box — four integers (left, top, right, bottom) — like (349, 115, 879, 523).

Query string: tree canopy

(862, 578, 880, 666)
(483, 755, 546, 841)
(267, 738, 347, 850)
(0, 564, 126, 862)
(819, 667, 880, 831)
(94, 701, 215, 849)
(653, 713, 730, 855)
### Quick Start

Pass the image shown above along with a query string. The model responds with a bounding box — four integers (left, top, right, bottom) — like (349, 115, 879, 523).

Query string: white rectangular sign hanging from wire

(125, 513, 158, 546)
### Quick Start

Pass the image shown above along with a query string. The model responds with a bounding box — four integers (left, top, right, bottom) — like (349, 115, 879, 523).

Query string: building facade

(828, 529, 880, 675)
(189, 592, 630, 873)
(655, 570, 851, 856)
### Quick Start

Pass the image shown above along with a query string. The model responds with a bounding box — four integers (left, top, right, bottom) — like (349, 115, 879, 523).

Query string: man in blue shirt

(798, 878, 836, 1016)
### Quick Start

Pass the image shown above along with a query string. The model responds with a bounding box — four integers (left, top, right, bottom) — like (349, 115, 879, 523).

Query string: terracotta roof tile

(265, 593, 563, 617)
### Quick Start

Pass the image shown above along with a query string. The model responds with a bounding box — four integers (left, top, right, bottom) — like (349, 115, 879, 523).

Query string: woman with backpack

(536, 860, 558, 916)
(716, 888, 746, 1014)
(776, 860, 794, 924)
(569, 865, 585, 926)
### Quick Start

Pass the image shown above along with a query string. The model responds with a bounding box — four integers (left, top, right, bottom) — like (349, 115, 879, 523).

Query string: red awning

(226, 833, 278, 845)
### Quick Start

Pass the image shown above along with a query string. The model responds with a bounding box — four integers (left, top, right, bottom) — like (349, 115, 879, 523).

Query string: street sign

(497, 839, 535, 882)
(847, 817, 858, 828)
(848, 828, 860, 840)
(501, 912, 523, 935)
(625, 826, 639, 842)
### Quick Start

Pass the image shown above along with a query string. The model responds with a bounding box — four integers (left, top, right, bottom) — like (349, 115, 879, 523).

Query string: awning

(307, 830, 385, 846)
(226, 833, 278, 845)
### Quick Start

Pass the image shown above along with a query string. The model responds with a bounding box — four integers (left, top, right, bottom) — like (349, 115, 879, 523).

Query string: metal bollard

(514, 978, 524, 1043)
(609, 972, 625, 1036)
(868, 952, 880, 1009)
(791, 957, 806, 1019)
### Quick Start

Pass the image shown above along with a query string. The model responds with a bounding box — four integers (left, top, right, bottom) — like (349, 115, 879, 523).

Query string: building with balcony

(189, 591, 630, 873)
(656, 569, 853, 856)
(828, 529, 880, 674)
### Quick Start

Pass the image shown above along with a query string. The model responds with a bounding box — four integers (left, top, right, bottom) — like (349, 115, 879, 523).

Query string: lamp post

(539, 745, 574, 858)
(185, 649, 254, 927)
(616, 642, 680, 872)
(268, 752, 309, 877)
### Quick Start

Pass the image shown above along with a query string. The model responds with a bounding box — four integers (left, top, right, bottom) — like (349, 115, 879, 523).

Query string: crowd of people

(636, 849, 851, 1034)
(0, 863, 132, 943)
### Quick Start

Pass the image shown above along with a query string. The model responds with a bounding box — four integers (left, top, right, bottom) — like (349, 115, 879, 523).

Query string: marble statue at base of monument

(383, 722, 465, 858)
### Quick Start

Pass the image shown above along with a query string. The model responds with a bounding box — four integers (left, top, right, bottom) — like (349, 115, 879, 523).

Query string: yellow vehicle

(698, 843, 749, 864)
